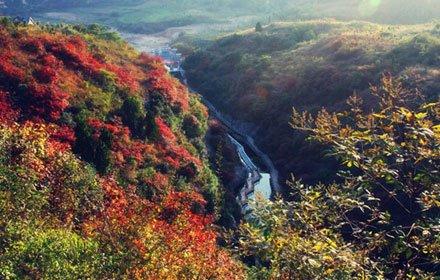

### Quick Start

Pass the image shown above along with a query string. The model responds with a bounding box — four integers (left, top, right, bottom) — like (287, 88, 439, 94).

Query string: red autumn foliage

(144, 172, 170, 191)
(159, 190, 207, 219)
(144, 67, 189, 111)
(105, 63, 139, 92)
(169, 145, 202, 167)
(155, 117, 202, 168)
(25, 82, 69, 121)
(50, 39, 102, 76)
(155, 117, 177, 143)
(41, 54, 61, 67)
(100, 178, 134, 227)
(0, 90, 18, 123)
(47, 125, 76, 152)
(0, 24, 244, 277)
(0, 24, 207, 183)
(0, 55, 26, 84)
(137, 53, 164, 69)
(48, 35, 139, 91)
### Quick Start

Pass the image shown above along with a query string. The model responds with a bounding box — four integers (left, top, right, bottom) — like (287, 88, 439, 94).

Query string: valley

(5, 5, 284, 212)
(183, 20, 440, 186)
(0, 1, 438, 279)
(148, 43, 280, 212)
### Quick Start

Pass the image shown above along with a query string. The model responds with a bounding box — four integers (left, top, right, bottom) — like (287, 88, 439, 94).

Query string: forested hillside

(0, 19, 243, 279)
(184, 20, 440, 186)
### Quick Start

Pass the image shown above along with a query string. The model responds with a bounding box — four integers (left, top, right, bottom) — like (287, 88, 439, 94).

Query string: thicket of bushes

(236, 76, 440, 279)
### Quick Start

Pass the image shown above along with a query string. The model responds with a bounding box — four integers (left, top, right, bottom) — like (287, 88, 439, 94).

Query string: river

(145, 44, 280, 213)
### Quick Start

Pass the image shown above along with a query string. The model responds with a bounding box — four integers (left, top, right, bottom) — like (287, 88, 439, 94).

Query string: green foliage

(0, 124, 106, 279)
(237, 191, 372, 279)
(0, 126, 46, 219)
(0, 17, 14, 29)
(0, 124, 103, 223)
(95, 69, 117, 93)
(50, 153, 103, 223)
(120, 95, 146, 139)
(290, 75, 439, 277)
(0, 223, 102, 280)
(74, 116, 112, 174)
(72, 24, 123, 42)
(94, 128, 113, 174)
(237, 76, 440, 279)
(145, 91, 174, 119)
(389, 33, 440, 67)
(0, 162, 45, 219)
(195, 166, 221, 215)
(183, 115, 203, 139)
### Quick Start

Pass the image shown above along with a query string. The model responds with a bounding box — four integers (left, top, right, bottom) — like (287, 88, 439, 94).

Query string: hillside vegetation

(0, 19, 243, 279)
(237, 76, 440, 278)
(184, 20, 440, 186)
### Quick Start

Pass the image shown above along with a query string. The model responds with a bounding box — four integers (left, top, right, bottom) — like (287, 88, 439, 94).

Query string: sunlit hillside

(0, 19, 243, 279)
(3, 0, 440, 34)
(290, 0, 440, 24)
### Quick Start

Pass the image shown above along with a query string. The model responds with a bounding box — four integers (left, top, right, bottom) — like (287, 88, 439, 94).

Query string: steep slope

(0, 19, 243, 279)
(183, 20, 440, 186)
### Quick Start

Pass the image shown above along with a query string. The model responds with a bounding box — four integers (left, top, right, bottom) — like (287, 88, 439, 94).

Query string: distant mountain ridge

(3, 0, 96, 11)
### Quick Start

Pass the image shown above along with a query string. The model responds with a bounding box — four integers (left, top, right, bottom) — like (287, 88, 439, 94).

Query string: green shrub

(0, 223, 103, 280)
(120, 95, 146, 139)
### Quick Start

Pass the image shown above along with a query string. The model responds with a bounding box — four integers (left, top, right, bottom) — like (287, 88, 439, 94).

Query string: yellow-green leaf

(415, 112, 427, 119)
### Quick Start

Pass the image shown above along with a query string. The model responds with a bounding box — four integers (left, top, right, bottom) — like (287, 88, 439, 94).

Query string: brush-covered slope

(0, 19, 243, 279)
(184, 20, 440, 186)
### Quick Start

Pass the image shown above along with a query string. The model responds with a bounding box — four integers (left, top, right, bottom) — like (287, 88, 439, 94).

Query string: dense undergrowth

(236, 75, 439, 279)
(183, 20, 440, 187)
(0, 19, 244, 279)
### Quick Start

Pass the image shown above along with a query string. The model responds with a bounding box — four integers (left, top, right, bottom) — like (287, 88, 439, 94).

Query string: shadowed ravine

(184, 66, 281, 212)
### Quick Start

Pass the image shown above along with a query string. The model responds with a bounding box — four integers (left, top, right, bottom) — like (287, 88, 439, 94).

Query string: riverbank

(147, 45, 281, 196)
(199, 97, 281, 194)
(150, 45, 281, 204)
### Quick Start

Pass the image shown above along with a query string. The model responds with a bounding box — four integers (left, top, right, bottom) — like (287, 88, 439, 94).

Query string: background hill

(2, 0, 440, 34)
(183, 20, 440, 186)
